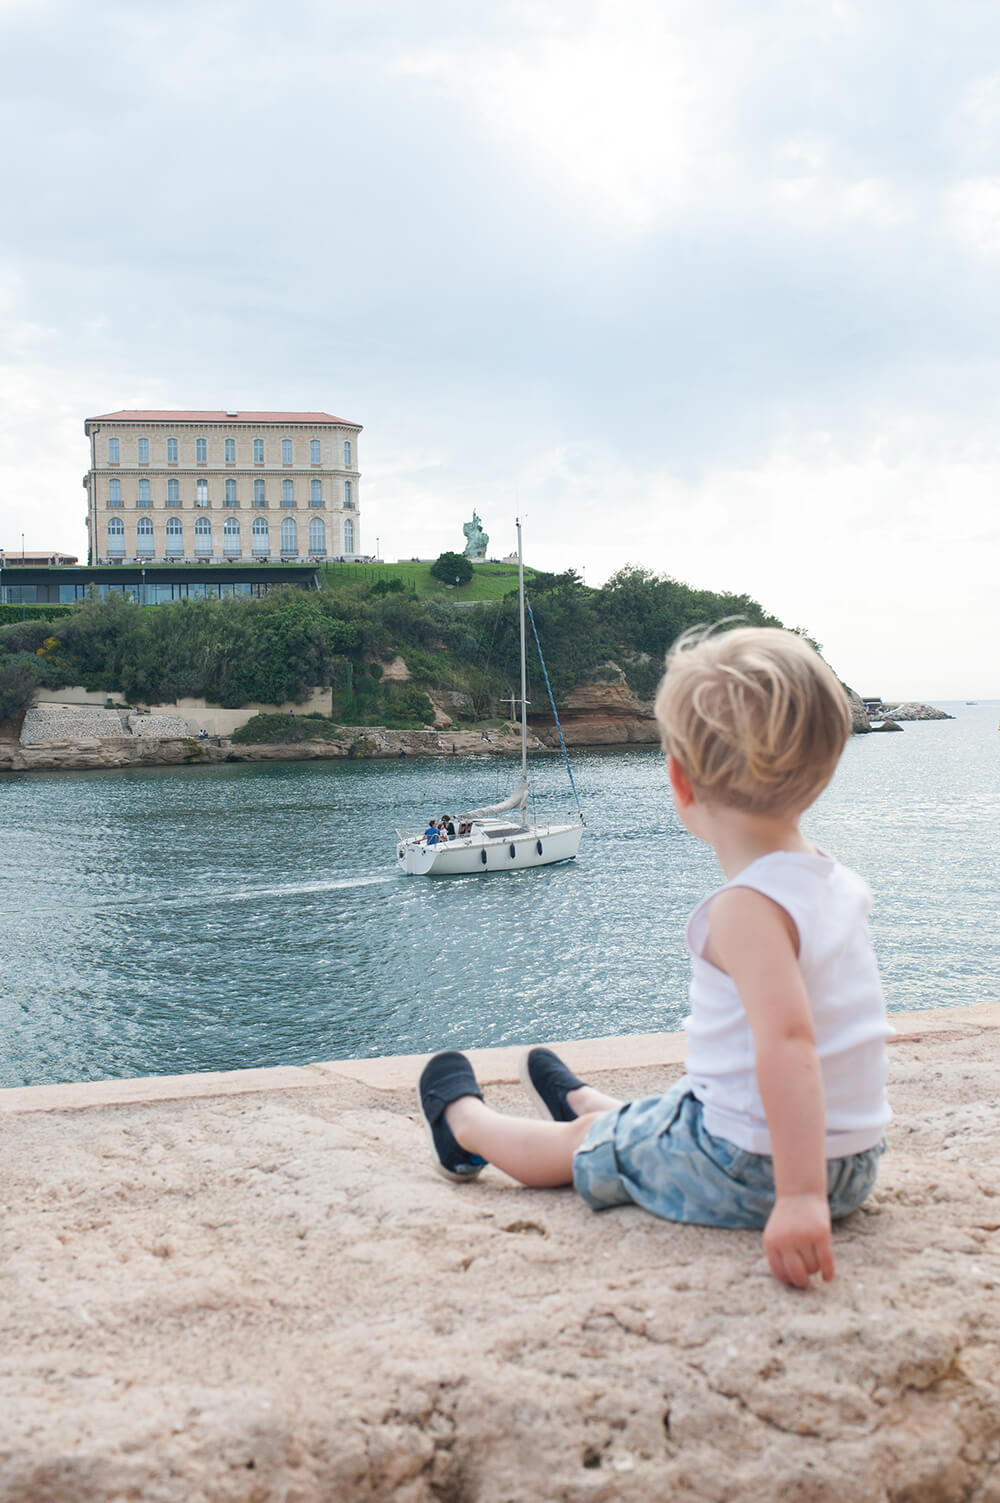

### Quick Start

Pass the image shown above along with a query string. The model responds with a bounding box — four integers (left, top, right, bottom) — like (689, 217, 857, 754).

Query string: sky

(1, 0, 998, 698)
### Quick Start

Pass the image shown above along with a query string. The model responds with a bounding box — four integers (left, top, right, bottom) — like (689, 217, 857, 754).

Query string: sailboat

(395, 519, 585, 876)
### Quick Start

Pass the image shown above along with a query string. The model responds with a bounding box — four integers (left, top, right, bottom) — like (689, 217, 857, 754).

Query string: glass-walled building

(83, 409, 362, 567)
(0, 564, 321, 607)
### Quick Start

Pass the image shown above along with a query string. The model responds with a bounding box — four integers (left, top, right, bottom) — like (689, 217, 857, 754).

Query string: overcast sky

(1, 0, 998, 697)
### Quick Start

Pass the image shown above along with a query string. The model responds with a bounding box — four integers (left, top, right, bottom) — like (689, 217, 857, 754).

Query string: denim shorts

(572, 1077, 885, 1229)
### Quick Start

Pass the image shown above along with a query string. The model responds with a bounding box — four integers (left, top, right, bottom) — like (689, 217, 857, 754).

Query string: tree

(430, 551, 473, 587)
(0, 657, 40, 720)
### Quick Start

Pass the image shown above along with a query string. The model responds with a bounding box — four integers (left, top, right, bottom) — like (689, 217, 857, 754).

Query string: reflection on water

(1, 702, 997, 1087)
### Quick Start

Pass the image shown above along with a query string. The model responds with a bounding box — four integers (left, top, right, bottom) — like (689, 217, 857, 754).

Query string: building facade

(83, 410, 362, 566)
(0, 562, 320, 607)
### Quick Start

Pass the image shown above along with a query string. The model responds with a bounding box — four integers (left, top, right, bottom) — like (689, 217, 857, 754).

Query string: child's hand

(763, 1194, 834, 1288)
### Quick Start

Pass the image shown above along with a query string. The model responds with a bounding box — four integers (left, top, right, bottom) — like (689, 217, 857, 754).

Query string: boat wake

(212, 874, 395, 904)
(3, 873, 398, 921)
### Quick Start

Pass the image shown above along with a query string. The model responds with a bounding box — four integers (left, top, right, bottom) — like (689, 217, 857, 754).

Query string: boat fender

(397, 847, 403, 860)
(480, 849, 487, 865)
(509, 843, 516, 859)
(536, 840, 543, 856)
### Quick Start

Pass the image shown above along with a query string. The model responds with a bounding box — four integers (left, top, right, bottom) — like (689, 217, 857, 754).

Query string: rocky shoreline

(846, 690, 954, 734)
(0, 684, 954, 774)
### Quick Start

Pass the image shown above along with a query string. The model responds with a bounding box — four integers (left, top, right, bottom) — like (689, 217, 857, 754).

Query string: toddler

(418, 626, 891, 1287)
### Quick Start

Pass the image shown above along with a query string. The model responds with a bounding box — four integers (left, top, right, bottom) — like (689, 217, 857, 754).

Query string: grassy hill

(320, 559, 536, 602)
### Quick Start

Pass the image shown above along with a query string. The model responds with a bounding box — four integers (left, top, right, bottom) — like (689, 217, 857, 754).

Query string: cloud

(1, 0, 998, 693)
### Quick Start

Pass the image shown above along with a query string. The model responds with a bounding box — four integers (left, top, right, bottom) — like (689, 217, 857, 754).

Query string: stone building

(83, 410, 362, 566)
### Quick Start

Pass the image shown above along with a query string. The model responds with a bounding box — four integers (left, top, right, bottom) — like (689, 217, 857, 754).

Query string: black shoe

(519, 1047, 587, 1122)
(418, 1051, 488, 1181)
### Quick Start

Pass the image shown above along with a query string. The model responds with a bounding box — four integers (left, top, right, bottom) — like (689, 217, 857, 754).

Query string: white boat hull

(397, 820, 583, 876)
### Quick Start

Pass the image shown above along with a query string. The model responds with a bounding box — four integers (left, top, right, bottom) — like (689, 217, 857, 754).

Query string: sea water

(1, 702, 996, 1088)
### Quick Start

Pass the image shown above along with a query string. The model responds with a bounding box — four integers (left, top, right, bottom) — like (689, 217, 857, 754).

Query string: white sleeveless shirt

(684, 850, 892, 1157)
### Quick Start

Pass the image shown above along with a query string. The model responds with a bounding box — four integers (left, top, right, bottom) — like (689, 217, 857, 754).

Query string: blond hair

(654, 625, 851, 814)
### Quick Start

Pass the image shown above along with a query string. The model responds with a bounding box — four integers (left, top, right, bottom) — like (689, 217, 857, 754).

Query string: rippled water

(1, 702, 997, 1087)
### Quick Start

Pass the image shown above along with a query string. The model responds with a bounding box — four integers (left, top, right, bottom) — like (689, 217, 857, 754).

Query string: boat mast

(516, 517, 528, 784)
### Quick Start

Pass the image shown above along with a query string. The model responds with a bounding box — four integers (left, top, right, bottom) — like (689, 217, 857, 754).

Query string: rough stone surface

(846, 688, 871, 734)
(19, 705, 128, 743)
(0, 737, 226, 772)
(378, 655, 412, 682)
(877, 702, 955, 722)
(535, 668, 660, 747)
(128, 712, 192, 738)
(2, 1009, 999, 1502)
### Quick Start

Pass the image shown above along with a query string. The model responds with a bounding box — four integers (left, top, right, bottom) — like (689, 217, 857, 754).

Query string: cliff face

(531, 666, 661, 747)
(846, 688, 872, 734)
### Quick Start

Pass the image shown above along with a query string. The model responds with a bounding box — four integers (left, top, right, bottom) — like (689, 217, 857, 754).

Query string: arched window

(108, 477, 122, 506)
(165, 516, 183, 555)
(107, 516, 125, 556)
(282, 478, 294, 507)
(344, 480, 352, 508)
(196, 478, 209, 508)
(344, 439, 351, 467)
(252, 516, 269, 555)
(223, 517, 241, 556)
(167, 478, 180, 506)
(136, 516, 154, 554)
(138, 478, 151, 506)
(343, 518, 354, 555)
(254, 478, 266, 508)
(308, 517, 325, 555)
(225, 478, 237, 507)
(310, 479, 322, 507)
(280, 517, 297, 555)
(194, 516, 212, 555)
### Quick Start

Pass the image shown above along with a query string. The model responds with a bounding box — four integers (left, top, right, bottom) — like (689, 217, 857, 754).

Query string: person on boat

(423, 820, 440, 845)
(418, 625, 891, 1290)
(440, 815, 456, 839)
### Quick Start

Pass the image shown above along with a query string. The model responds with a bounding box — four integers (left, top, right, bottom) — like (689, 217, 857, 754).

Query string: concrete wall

(35, 687, 127, 708)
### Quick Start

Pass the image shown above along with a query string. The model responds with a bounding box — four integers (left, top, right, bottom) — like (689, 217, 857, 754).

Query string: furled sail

(459, 776, 528, 822)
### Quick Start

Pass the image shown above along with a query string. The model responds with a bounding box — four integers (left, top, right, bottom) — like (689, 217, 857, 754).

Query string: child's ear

(667, 755, 695, 807)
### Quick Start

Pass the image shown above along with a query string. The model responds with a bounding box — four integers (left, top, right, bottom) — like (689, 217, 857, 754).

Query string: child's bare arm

(708, 887, 834, 1289)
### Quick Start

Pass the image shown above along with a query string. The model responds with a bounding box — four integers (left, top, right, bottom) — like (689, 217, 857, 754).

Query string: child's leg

(446, 1096, 602, 1188)
(568, 1084, 622, 1115)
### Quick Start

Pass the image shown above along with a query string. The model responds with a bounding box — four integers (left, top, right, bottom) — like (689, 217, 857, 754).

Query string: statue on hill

(462, 511, 489, 561)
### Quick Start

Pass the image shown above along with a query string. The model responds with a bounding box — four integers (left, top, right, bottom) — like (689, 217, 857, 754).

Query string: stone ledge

(2, 1005, 999, 1503)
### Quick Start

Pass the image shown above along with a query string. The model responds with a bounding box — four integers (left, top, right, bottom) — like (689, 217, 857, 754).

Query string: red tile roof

(87, 410, 361, 427)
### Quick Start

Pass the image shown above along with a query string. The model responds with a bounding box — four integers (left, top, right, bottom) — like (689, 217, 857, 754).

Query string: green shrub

(0, 619, 53, 653)
(231, 713, 309, 745)
(0, 604, 75, 626)
(430, 551, 473, 587)
(231, 712, 345, 745)
(0, 657, 39, 719)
